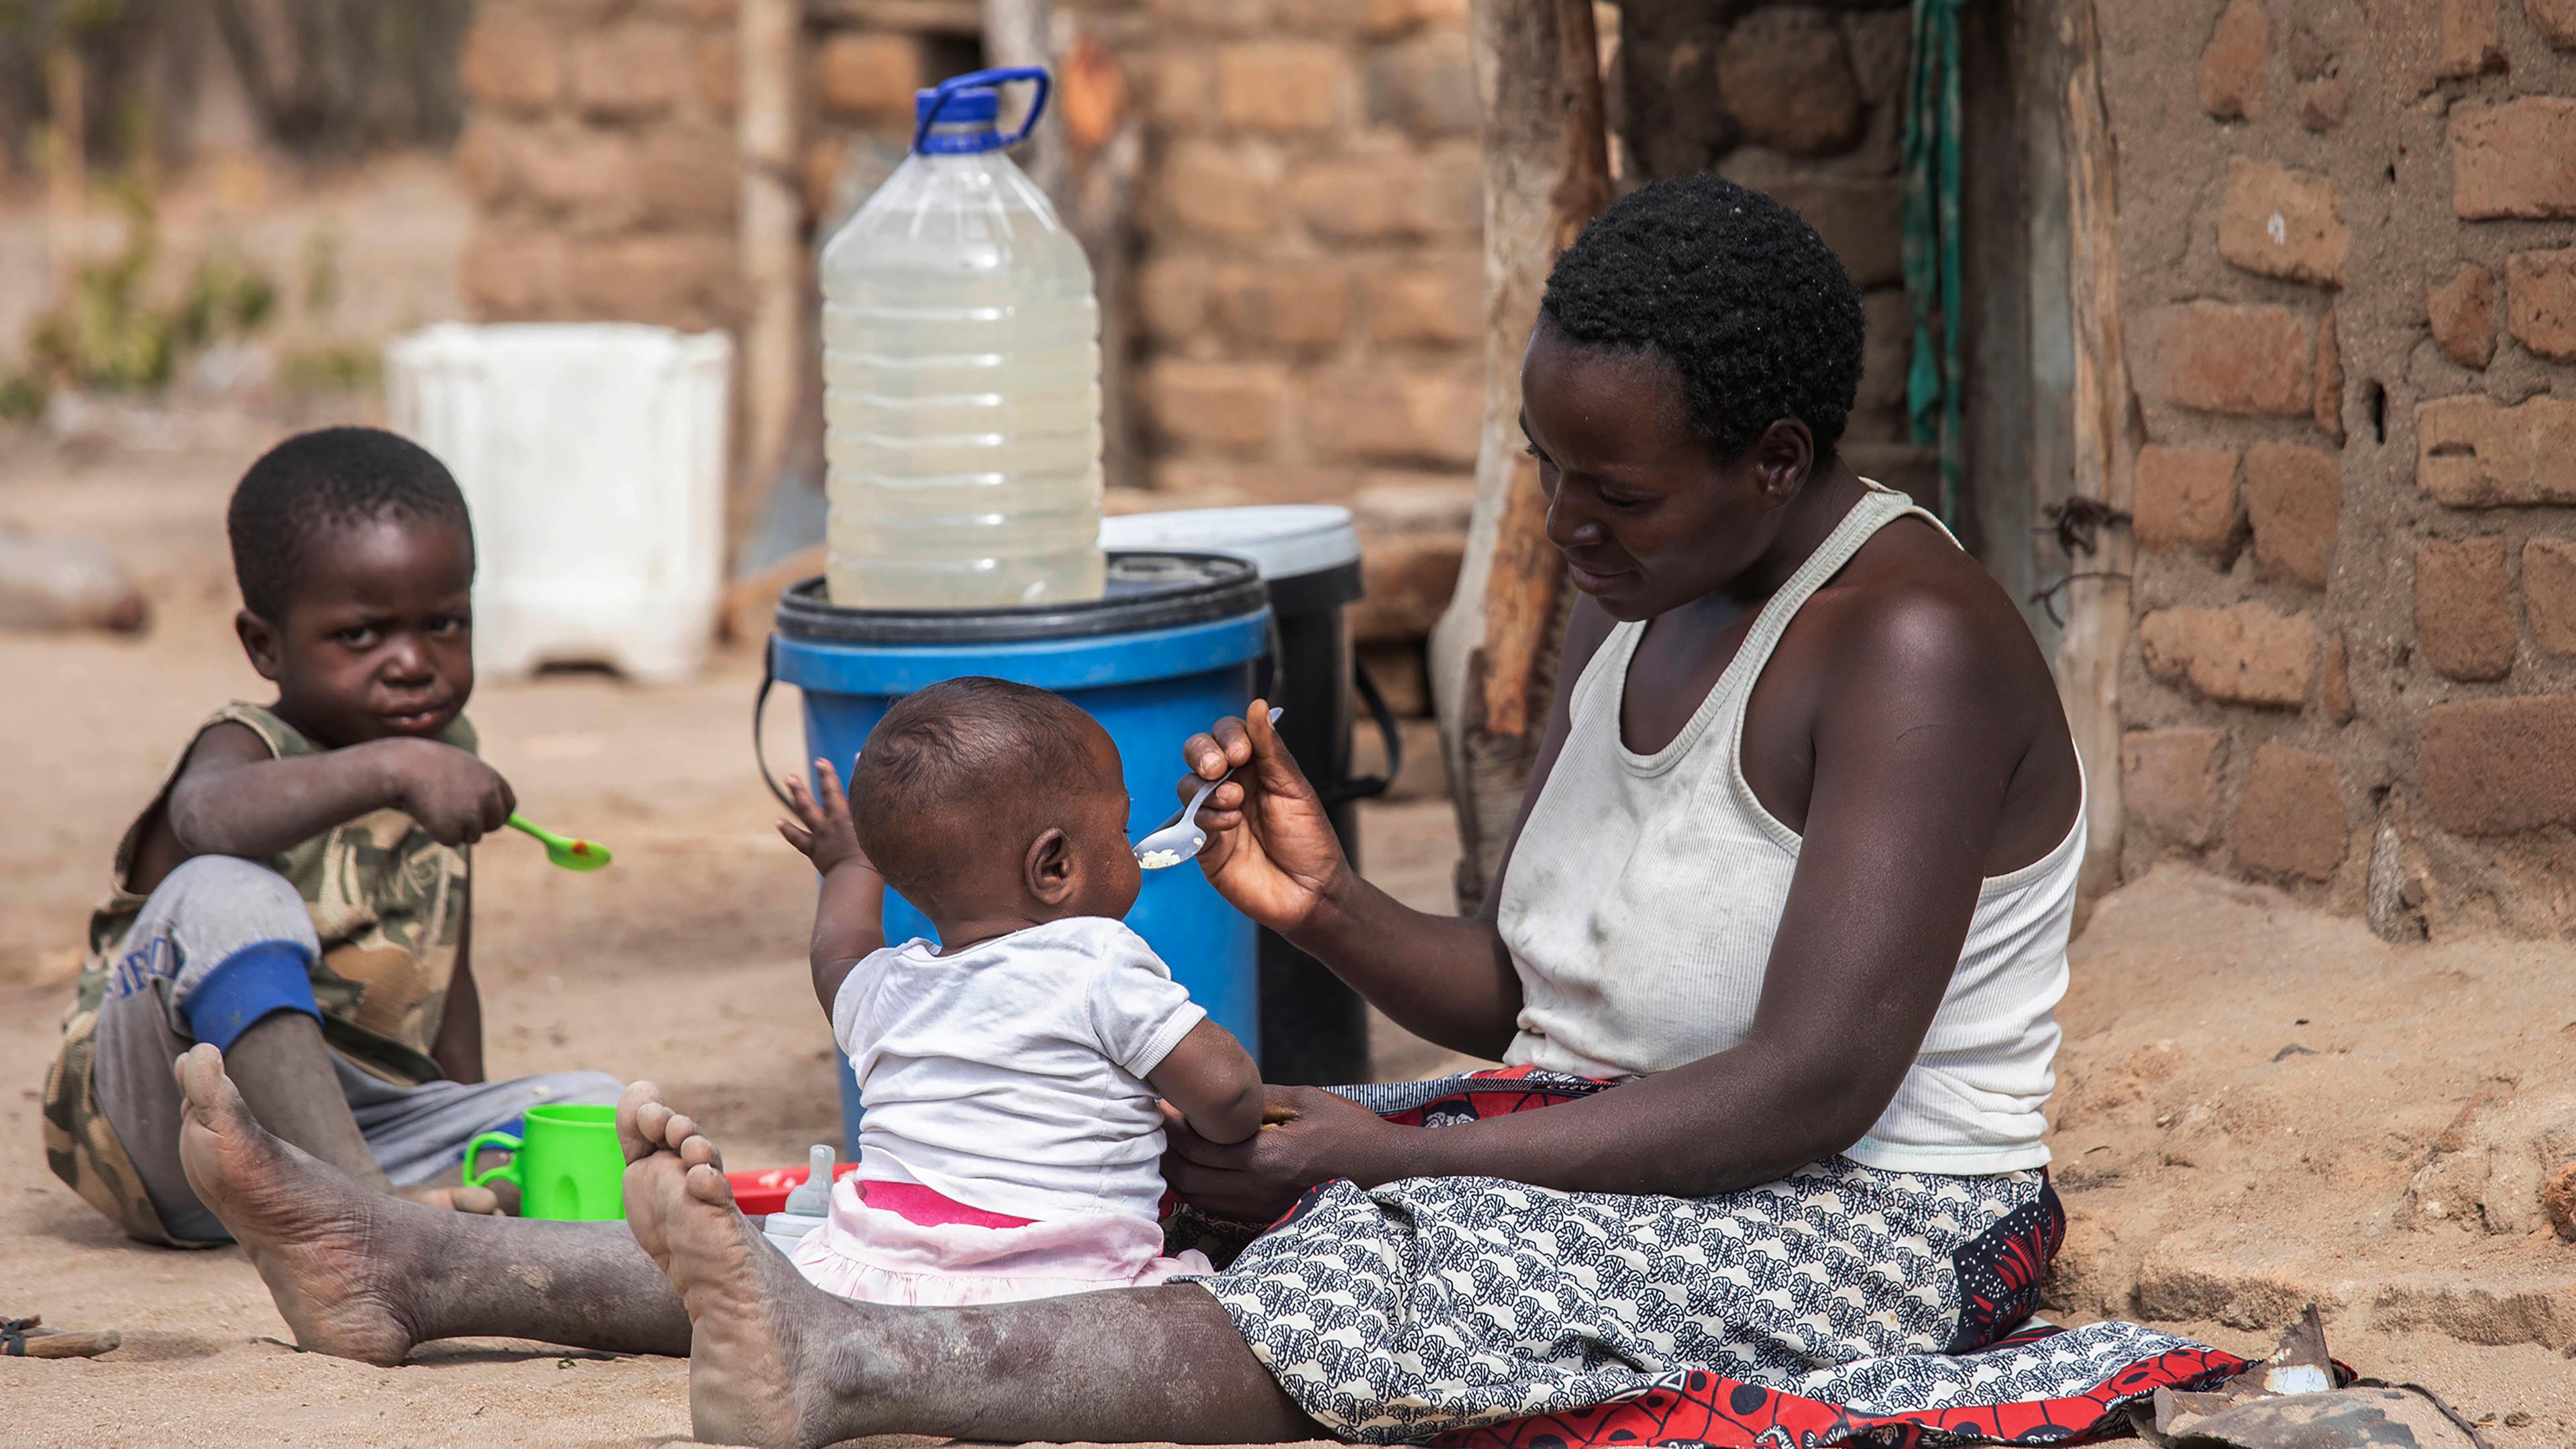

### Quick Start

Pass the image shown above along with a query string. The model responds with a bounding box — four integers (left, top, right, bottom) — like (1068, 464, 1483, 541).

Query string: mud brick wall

(450, 0, 1498, 723)
(1113, 0, 1485, 515)
(1613, 1, 1916, 458)
(2106, 0, 2576, 937)
(1089, 0, 1488, 672)
(451, 0, 994, 331)
(453, 0, 747, 332)
(446, 8, 1486, 496)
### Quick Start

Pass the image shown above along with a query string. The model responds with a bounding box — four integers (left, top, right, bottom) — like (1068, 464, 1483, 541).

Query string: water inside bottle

(819, 76, 1106, 610)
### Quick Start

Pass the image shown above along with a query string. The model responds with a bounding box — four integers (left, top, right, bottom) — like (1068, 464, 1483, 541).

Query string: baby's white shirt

(831, 916, 1205, 1224)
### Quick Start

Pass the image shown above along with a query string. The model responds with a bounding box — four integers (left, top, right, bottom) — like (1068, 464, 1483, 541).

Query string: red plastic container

(727, 1160, 863, 1217)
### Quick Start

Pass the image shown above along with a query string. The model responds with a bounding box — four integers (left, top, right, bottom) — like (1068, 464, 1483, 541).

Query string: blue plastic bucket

(763, 551, 1273, 1161)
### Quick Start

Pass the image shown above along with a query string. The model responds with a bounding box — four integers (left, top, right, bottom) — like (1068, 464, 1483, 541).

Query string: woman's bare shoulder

(1772, 515, 2071, 786)
(1819, 517, 2051, 677)
(1800, 519, 2084, 865)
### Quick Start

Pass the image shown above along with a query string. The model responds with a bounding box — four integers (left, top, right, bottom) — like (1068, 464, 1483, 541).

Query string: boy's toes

(683, 1161, 736, 1209)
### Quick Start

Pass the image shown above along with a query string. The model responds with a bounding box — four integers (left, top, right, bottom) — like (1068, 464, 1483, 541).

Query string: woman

(171, 177, 2230, 1447)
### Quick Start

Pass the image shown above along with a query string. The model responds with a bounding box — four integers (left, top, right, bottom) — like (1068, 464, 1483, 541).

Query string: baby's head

(850, 678, 1141, 930)
(227, 427, 476, 749)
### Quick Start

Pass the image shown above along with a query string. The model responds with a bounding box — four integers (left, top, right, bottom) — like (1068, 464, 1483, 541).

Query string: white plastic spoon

(1134, 706, 1285, 871)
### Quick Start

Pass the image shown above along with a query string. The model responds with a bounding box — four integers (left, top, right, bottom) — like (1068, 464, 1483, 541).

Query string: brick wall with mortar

(1614, 0, 1920, 475)
(448, 0, 1492, 496)
(449, 0, 1485, 798)
(2104, 0, 2576, 938)
(453, 0, 748, 333)
(1076, 0, 1488, 797)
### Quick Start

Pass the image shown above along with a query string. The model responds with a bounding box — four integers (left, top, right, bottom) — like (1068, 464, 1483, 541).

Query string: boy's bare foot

(173, 1043, 419, 1365)
(620, 1083, 855, 1449)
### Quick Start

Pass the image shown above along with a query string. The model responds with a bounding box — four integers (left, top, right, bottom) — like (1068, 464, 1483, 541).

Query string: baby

(773, 675, 1263, 1305)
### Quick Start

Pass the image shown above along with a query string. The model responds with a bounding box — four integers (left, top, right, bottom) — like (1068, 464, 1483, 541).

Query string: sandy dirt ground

(5, 411, 2573, 1446)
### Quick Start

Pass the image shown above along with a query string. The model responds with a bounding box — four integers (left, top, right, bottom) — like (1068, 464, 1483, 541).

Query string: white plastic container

(819, 66, 1105, 609)
(761, 1144, 837, 1253)
(1098, 506, 1362, 584)
(386, 322, 731, 684)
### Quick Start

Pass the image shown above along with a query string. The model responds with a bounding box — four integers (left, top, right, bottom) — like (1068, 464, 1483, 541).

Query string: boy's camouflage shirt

(41, 702, 476, 1242)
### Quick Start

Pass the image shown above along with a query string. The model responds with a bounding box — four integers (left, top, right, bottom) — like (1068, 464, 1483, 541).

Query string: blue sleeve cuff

(180, 940, 321, 1053)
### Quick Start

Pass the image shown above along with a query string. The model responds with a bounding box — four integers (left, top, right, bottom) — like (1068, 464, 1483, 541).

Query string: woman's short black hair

(1538, 175, 1866, 460)
(227, 427, 474, 620)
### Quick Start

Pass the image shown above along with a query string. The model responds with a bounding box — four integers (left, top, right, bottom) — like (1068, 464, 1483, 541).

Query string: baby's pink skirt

(787, 1175, 1213, 1306)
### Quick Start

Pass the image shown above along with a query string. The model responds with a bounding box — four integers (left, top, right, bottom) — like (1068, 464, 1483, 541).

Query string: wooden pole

(1057, 36, 1141, 492)
(985, 2, 1142, 490)
(981, 0, 1067, 203)
(2053, 0, 2137, 918)
(47, 44, 85, 290)
(733, 0, 804, 564)
(1428, 0, 1610, 909)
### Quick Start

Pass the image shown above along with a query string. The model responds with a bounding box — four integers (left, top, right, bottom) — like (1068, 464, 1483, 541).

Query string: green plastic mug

(463, 1102, 626, 1220)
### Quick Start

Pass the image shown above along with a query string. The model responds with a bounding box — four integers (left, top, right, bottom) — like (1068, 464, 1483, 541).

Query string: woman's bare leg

(177, 1045, 1318, 1448)
(173, 1044, 690, 1362)
(621, 1091, 1319, 1449)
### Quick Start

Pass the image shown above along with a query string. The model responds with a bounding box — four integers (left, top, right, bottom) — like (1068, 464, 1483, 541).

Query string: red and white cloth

(789, 1174, 1210, 1306)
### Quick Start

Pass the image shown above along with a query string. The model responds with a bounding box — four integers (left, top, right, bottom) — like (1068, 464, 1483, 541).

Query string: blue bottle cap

(914, 85, 1002, 152)
(910, 68, 1050, 155)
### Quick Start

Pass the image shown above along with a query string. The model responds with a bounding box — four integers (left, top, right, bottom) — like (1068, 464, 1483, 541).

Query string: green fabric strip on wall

(1900, 0, 1969, 528)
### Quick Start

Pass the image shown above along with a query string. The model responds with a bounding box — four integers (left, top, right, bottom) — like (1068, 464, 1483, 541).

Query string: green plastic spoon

(506, 813, 613, 871)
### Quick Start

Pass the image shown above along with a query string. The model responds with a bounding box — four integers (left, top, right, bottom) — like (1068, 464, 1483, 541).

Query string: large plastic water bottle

(819, 68, 1106, 609)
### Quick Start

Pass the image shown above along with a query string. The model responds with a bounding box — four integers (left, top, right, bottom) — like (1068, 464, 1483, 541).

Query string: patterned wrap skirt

(1181, 1071, 2239, 1448)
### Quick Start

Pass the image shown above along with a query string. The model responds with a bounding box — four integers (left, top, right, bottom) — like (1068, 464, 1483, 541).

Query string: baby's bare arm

(807, 860, 886, 1012)
(1146, 1020, 1263, 1146)
(776, 760, 886, 1012)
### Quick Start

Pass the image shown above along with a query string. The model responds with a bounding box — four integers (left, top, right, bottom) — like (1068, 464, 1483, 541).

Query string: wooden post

(734, 0, 804, 563)
(983, 1, 1145, 492)
(47, 44, 84, 290)
(1428, 0, 1609, 909)
(1057, 36, 1142, 492)
(981, 0, 1067, 202)
(2053, 0, 2137, 918)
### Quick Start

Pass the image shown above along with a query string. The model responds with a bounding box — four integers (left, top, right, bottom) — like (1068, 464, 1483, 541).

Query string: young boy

(41, 427, 622, 1246)
(770, 676, 1263, 1302)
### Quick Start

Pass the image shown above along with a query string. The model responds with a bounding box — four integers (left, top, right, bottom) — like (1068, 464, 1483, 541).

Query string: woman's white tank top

(1495, 483, 2081, 1175)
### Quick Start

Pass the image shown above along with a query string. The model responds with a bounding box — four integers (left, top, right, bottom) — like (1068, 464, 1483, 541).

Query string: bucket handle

(914, 66, 1053, 154)
(755, 614, 1394, 812)
(753, 639, 792, 810)
(1318, 655, 1402, 807)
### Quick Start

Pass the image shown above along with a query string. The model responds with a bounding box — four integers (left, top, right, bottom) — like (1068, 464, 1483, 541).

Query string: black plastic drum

(1097, 508, 1403, 1085)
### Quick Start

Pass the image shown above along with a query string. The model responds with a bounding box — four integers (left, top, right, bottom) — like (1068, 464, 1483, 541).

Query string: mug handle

(462, 1130, 523, 1190)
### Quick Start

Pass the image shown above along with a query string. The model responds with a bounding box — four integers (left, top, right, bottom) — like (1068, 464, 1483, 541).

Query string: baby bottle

(762, 1144, 837, 1252)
